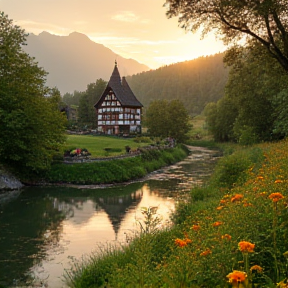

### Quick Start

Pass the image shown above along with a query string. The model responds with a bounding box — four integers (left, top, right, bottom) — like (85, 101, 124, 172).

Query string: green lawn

(64, 135, 152, 157)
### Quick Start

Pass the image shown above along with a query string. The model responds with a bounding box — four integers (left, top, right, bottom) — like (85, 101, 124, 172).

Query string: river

(0, 146, 219, 287)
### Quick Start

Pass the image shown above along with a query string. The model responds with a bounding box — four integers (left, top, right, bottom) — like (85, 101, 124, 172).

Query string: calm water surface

(0, 147, 218, 287)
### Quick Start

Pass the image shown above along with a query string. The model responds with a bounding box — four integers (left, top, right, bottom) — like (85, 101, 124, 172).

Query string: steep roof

(94, 62, 143, 108)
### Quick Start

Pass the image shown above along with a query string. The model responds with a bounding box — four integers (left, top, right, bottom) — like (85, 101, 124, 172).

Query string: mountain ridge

(23, 31, 150, 94)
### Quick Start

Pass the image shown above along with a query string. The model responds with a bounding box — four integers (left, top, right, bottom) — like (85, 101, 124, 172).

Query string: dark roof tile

(94, 63, 143, 108)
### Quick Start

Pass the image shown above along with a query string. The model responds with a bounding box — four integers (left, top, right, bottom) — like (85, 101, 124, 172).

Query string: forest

(126, 53, 228, 116)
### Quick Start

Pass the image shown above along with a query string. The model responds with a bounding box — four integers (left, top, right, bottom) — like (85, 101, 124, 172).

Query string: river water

(0, 146, 219, 288)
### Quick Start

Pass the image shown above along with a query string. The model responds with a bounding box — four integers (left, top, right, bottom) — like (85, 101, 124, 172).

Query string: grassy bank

(46, 144, 189, 184)
(65, 139, 288, 288)
(65, 135, 152, 157)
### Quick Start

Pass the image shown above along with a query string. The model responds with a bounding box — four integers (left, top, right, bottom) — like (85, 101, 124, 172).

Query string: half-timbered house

(94, 62, 143, 135)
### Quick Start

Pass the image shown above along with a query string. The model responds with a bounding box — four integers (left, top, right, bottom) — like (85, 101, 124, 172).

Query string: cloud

(112, 11, 139, 23)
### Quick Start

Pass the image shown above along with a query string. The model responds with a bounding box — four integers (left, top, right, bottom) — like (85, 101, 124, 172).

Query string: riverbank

(66, 139, 288, 288)
(43, 144, 190, 185)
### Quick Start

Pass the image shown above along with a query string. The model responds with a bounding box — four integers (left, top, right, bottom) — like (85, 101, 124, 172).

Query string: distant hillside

(23, 31, 150, 94)
(126, 53, 228, 116)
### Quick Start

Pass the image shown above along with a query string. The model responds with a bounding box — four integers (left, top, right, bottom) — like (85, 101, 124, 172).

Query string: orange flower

(269, 192, 284, 202)
(221, 234, 232, 241)
(192, 225, 200, 231)
(216, 206, 224, 210)
(174, 238, 187, 247)
(231, 194, 244, 202)
(220, 199, 227, 204)
(213, 221, 223, 227)
(257, 176, 264, 180)
(185, 238, 192, 244)
(227, 270, 247, 284)
(238, 241, 255, 253)
(274, 179, 283, 184)
(174, 237, 192, 247)
(200, 248, 212, 256)
(250, 265, 263, 273)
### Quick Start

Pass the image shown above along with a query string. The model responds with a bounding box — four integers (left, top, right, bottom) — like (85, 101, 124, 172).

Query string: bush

(133, 136, 151, 143)
(210, 147, 263, 189)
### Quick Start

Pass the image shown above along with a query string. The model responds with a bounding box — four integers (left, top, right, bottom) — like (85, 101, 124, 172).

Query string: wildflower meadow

(66, 139, 288, 288)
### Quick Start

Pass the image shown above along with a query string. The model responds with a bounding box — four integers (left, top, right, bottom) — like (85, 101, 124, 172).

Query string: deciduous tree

(0, 12, 67, 175)
(78, 79, 107, 128)
(165, 0, 288, 73)
(145, 99, 191, 142)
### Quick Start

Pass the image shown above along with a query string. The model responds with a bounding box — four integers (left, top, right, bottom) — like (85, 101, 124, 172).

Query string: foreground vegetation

(65, 139, 288, 288)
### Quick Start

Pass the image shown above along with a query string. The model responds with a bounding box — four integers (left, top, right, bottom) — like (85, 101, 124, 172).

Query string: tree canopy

(77, 79, 107, 128)
(205, 43, 288, 143)
(0, 12, 67, 176)
(165, 0, 288, 72)
(145, 99, 191, 143)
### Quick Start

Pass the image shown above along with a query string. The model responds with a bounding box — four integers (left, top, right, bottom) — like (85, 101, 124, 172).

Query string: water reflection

(0, 146, 219, 287)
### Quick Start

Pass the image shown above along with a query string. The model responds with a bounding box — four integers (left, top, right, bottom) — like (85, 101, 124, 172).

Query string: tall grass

(65, 139, 288, 288)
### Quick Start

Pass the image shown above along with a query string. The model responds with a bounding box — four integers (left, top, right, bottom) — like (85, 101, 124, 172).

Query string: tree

(145, 99, 191, 142)
(204, 98, 238, 142)
(62, 90, 84, 106)
(165, 0, 288, 73)
(205, 42, 288, 143)
(0, 12, 67, 175)
(78, 79, 107, 128)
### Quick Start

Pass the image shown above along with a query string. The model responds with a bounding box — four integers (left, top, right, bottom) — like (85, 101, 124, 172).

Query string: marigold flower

(213, 221, 223, 227)
(174, 238, 187, 247)
(257, 176, 264, 180)
(200, 248, 212, 256)
(185, 238, 192, 244)
(216, 206, 224, 210)
(269, 192, 284, 202)
(231, 194, 244, 202)
(250, 265, 263, 273)
(174, 237, 192, 247)
(227, 270, 247, 284)
(274, 179, 283, 184)
(192, 225, 200, 231)
(221, 234, 232, 241)
(238, 241, 255, 253)
(220, 199, 227, 204)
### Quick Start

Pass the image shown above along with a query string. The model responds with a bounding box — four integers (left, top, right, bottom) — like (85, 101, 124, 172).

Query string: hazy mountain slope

(126, 53, 228, 115)
(23, 31, 149, 94)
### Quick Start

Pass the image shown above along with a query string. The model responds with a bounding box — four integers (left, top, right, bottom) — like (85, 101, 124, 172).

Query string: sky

(1, 0, 226, 69)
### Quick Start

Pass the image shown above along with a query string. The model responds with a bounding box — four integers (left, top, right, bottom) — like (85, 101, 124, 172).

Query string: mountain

(23, 31, 150, 94)
(126, 53, 228, 116)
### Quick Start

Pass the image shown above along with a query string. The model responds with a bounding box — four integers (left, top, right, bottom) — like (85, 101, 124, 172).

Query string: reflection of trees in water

(0, 193, 66, 286)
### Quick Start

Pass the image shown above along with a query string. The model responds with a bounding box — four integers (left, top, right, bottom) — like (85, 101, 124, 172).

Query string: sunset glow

(1, 0, 226, 69)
